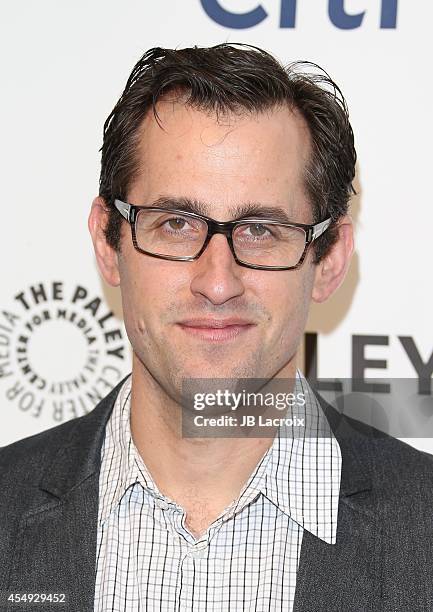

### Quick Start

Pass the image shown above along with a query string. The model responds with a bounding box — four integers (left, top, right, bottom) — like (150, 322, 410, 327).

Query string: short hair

(99, 43, 356, 263)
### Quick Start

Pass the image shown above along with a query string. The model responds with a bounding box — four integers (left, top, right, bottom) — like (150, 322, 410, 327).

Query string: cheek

(118, 254, 184, 337)
(124, 275, 159, 332)
(264, 272, 314, 346)
(117, 254, 150, 334)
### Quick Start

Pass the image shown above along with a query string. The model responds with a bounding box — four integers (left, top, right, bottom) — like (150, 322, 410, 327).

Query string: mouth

(177, 319, 256, 342)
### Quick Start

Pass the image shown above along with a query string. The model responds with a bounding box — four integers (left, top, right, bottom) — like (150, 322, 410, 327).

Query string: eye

(246, 223, 273, 237)
(236, 223, 279, 242)
(159, 215, 204, 234)
(165, 217, 187, 231)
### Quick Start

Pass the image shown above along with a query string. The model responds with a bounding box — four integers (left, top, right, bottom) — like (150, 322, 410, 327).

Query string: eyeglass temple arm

(311, 218, 332, 241)
(114, 199, 131, 222)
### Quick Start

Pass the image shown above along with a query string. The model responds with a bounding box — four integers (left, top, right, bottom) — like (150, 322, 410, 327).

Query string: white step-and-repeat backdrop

(1, 1, 431, 451)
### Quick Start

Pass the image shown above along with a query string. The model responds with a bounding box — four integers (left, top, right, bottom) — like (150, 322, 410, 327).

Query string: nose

(189, 233, 245, 305)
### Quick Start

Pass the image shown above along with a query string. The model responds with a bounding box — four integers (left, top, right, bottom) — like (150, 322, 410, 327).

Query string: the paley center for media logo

(0, 281, 129, 423)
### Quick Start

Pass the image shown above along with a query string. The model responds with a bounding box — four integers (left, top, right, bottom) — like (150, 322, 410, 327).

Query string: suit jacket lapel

(293, 398, 383, 612)
(6, 380, 123, 612)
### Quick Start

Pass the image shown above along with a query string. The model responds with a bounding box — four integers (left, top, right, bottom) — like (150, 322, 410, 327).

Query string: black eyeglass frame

(114, 198, 332, 271)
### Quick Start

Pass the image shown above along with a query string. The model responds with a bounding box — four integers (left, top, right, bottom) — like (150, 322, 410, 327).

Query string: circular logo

(0, 281, 130, 423)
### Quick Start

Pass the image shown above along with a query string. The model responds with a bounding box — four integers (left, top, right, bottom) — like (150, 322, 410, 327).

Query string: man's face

(92, 101, 349, 404)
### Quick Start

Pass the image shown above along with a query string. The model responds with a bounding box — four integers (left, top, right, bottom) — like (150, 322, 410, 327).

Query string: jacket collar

(293, 393, 379, 612)
(317, 392, 373, 499)
(39, 377, 126, 498)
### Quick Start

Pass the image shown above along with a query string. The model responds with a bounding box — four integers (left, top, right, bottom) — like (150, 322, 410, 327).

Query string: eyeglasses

(114, 199, 332, 271)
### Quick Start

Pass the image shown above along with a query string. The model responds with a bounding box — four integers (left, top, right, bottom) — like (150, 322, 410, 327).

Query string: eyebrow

(148, 196, 294, 224)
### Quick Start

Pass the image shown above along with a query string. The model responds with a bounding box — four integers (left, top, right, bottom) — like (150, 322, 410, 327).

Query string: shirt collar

(98, 371, 341, 544)
(261, 371, 342, 544)
(98, 375, 158, 527)
(212, 371, 342, 544)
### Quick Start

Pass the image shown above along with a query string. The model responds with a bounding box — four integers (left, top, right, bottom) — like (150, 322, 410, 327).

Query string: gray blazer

(1, 377, 433, 611)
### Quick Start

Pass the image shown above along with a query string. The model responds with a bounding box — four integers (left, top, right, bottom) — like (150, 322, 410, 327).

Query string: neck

(129, 353, 297, 511)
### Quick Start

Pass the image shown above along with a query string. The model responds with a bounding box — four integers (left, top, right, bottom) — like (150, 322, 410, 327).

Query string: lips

(177, 318, 256, 342)
(178, 318, 254, 328)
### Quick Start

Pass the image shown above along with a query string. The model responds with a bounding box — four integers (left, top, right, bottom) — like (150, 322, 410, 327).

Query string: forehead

(129, 99, 312, 221)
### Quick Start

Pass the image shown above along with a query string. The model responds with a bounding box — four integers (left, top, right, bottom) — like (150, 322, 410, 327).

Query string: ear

(88, 196, 121, 287)
(311, 216, 354, 303)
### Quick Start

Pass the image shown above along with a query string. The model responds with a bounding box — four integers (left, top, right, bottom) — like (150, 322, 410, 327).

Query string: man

(1, 43, 432, 612)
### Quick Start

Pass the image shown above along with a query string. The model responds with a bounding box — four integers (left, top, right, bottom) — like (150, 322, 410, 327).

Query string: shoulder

(0, 414, 100, 515)
(0, 416, 89, 546)
(0, 416, 84, 481)
(319, 392, 433, 468)
(339, 408, 433, 470)
(0, 376, 127, 486)
(331, 407, 433, 512)
(0, 378, 127, 538)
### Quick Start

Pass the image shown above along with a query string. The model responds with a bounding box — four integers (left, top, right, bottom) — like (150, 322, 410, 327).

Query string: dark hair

(99, 43, 356, 263)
